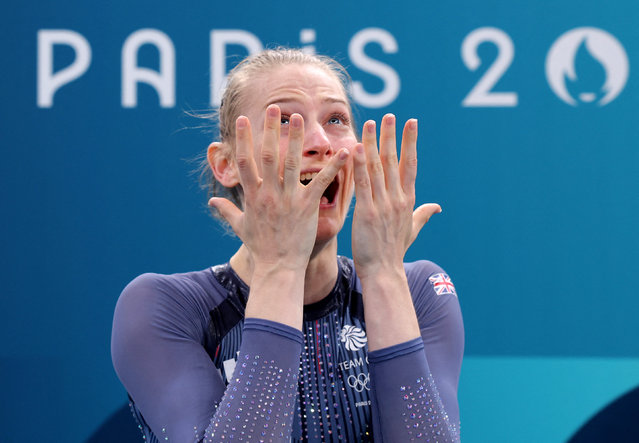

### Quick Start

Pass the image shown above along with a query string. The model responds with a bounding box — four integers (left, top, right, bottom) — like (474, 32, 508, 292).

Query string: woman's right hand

(209, 104, 350, 274)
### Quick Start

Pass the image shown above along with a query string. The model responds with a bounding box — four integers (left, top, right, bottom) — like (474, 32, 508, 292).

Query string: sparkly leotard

(111, 257, 464, 442)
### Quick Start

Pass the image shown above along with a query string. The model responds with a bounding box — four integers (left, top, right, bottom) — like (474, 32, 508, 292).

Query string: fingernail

(386, 114, 395, 125)
(237, 116, 247, 129)
(267, 105, 279, 117)
(367, 121, 375, 134)
(409, 119, 417, 130)
(291, 114, 301, 128)
(208, 198, 217, 206)
(356, 144, 364, 154)
(339, 149, 348, 160)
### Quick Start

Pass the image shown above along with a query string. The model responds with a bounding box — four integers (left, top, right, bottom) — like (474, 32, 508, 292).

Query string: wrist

(250, 265, 305, 302)
(359, 266, 409, 300)
(356, 261, 405, 283)
(252, 261, 306, 280)
(245, 264, 306, 331)
(358, 266, 421, 351)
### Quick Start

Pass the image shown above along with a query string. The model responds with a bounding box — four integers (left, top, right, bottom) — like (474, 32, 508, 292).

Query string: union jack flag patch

(428, 273, 457, 296)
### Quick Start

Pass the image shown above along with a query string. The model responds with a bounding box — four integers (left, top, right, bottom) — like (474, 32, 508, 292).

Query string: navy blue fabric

(111, 257, 463, 441)
(369, 338, 459, 441)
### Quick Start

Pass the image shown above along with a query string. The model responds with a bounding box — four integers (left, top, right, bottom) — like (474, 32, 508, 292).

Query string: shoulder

(340, 257, 462, 332)
(120, 269, 224, 307)
(114, 268, 228, 340)
(403, 260, 456, 295)
(403, 260, 460, 320)
(339, 256, 457, 300)
(404, 260, 448, 281)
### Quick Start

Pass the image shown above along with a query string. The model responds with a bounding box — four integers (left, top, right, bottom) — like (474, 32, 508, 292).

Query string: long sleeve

(111, 273, 302, 442)
(204, 318, 302, 441)
(367, 261, 464, 442)
(368, 338, 459, 442)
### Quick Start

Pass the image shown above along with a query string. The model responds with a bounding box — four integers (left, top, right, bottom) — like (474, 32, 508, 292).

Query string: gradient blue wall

(1, 1, 638, 441)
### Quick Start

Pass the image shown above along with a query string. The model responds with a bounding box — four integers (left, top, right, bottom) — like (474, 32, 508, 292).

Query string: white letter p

(37, 30, 92, 108)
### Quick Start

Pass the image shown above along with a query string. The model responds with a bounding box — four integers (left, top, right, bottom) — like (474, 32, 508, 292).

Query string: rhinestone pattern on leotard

(399, 374, 459, 442)
(204, 353, 299, 442)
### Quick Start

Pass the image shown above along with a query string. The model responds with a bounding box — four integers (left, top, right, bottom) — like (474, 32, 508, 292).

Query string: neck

(229, 240, 339, 305)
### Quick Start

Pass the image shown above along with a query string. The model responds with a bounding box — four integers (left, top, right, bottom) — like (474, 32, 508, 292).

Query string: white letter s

(348, 28, 400, 108)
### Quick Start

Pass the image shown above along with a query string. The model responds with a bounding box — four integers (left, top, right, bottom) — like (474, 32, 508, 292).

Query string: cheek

(335, 133, 358, 153)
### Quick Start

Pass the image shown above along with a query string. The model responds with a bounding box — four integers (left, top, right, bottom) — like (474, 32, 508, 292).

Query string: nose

(303, 121, 333, 158)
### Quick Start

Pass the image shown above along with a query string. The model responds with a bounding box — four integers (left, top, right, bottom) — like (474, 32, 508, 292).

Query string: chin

(315, 215, 343, 247)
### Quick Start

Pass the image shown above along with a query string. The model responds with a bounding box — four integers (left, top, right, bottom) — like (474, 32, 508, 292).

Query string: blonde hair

(200, 48, 355, 216)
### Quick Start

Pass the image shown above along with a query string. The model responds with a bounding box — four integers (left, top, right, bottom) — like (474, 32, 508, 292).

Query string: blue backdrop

(2, 1, 638, 441)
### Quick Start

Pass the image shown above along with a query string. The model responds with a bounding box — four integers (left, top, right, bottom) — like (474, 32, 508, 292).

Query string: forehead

(246, 64, 349, 112)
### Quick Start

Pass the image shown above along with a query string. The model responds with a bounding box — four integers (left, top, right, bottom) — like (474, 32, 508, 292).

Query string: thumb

(410, 203, 442, 245)
(209, 197, 244, 237)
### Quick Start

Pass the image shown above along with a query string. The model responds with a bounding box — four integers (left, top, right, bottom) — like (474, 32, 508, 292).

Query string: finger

(261, 104, 281, 189)
(409, 203, 442, 245)
(283, 113, 304, 194)
(307, 148, 350, 202)
(362, 120, 386, 200)
(209, 197, 244, 238)
(379, 114, 400, 195)
(234, 116, 259, 195)
(352, 143, 373, 206)
(399, 119, 418, 196)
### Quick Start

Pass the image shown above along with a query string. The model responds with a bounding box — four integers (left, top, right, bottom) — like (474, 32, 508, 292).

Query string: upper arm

(407, 262, 465, 426)
(111, 274, 225, 442)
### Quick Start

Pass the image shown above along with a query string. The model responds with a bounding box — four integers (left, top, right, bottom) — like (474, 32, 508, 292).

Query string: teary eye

(327, 113, 350, 126)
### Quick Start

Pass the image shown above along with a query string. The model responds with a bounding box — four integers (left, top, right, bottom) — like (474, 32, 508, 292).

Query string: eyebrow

(264, 96, 349, 109)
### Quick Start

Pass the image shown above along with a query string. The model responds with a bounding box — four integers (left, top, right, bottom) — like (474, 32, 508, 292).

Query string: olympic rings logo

(347, 373, 370, 392)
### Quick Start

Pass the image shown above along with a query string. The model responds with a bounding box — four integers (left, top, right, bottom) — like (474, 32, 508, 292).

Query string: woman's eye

(327, 113, 349, 126)
(281, 115, 290, 125)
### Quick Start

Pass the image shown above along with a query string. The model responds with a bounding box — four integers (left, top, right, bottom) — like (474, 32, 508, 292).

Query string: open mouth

(300, 172, 339, 205)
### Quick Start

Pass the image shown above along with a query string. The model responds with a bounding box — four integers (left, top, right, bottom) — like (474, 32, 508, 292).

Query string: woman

(112, 49, 464, 442)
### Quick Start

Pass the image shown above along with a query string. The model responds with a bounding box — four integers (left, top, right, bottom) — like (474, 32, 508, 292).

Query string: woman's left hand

(351, 114, 441, 278)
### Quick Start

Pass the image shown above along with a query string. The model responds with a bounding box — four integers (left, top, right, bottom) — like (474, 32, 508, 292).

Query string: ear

(207, 142, 239, 187)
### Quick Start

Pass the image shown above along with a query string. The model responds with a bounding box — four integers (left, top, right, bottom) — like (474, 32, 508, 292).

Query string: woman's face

(241, 63, 358, 245)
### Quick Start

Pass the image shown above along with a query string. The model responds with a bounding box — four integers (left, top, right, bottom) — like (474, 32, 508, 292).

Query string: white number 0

(461, 27, 518, 107)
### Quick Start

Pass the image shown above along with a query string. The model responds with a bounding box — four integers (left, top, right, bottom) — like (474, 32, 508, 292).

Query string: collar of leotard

(211, 257, 354, 322)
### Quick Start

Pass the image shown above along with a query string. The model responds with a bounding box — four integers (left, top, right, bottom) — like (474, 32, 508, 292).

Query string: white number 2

(461, 27, 518, 107)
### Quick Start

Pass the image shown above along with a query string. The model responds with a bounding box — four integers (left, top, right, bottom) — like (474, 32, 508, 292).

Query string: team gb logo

(340, 325, 367, 351)
(545, 27, 629, 106)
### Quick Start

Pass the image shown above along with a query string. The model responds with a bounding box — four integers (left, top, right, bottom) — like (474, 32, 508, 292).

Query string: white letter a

(122, 29, 175, 108)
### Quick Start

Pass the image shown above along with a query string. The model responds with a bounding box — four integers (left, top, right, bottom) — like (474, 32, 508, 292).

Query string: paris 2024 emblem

(545, 27, 629, 106)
